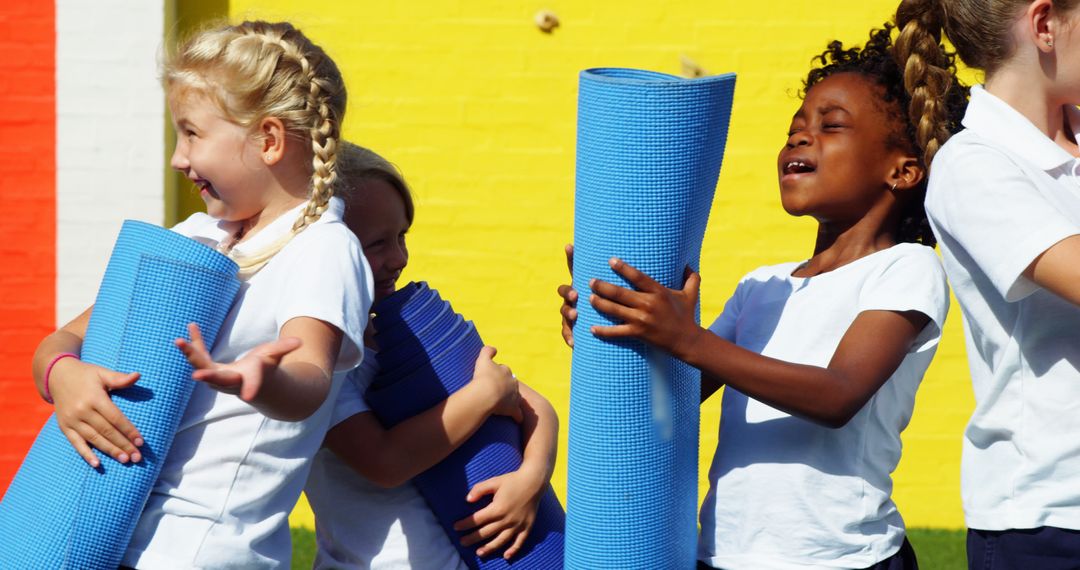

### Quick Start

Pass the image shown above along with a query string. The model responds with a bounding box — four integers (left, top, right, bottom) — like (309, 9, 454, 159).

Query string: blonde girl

(31, 21, 370, 567)
(896, 0, 1080, 566)
(304, 142, 559, 568)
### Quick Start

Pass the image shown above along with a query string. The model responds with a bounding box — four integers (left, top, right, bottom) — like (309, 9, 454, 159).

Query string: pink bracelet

(43, 352, 78, 404)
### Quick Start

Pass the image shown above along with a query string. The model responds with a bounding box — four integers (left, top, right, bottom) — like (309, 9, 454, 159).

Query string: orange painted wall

(0, 2, 55, 491)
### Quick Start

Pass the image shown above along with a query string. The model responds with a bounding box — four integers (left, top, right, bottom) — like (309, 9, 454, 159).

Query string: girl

(304, 142, 559, 568)
(559, 25, 967, 569)
(32, 21, 373, 568)
(896, 0, 1080, 566)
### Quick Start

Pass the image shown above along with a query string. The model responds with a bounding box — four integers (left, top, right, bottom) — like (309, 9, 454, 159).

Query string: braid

(294, 72, 339, 232)
(165, 20, 346, 277)
(803, 23, 968, 248)
(895, 0, 965, 166)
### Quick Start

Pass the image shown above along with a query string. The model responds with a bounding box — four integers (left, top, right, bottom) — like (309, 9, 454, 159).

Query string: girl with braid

(895, 1, 1080, 566)
(31, 21, 372, 567)
(558, 24, 966, 569)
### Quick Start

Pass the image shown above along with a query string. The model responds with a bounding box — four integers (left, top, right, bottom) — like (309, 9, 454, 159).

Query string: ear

(257, 117, 288, 166)
(887, 155, 925, 193)
(1027, 0, 1057, 53)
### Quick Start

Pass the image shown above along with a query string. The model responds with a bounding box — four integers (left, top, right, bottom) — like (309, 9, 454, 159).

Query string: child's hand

(452, 465, 545, 560)
(589, 257, 703, 358)
(175, 322, 301, 402)
(49, 358, 144, 467)
(556, 244, 578, 348)
(470, 346, 523, 423)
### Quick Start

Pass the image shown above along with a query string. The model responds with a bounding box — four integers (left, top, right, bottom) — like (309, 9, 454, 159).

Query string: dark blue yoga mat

(0, 220, 240, 569)
(567, 68, 735, 568)
(367, 282, 565, 569)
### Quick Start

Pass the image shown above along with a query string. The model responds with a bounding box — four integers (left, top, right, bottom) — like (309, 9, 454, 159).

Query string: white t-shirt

(698, 243, 948, 570)
(926, 85, 1080, 531)
(305, 347, 469, 570)
(123, 197, 373, 569)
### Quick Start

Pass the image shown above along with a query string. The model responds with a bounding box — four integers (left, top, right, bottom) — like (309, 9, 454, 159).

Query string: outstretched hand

(452, 468, 545, 560)
(589, 257, 702, 358)
(556, 244, 577, 348)
(175, 322, 301, 402)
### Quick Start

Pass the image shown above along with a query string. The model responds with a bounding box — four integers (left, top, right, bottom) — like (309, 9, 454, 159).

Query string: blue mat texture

(567, 68, 735, 568)
(0, 220, 240, 569)
(366, 282, 565, 569)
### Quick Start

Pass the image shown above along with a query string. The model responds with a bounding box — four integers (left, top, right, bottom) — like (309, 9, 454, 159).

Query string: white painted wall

(56, 0, 165, 324)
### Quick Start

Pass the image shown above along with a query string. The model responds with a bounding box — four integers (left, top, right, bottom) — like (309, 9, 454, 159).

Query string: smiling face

(343, 177, 411, 302)
(168, 90, 272, 222)
(778, 72, 908, 224)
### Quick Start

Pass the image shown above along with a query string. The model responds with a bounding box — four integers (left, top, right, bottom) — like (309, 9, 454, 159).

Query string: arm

(453, 382, 559, 559)
(32, 306, 144, 466)
(323, 346, 521, 488)
(589, 257, 928, 428)
(176, 316, 341, 421)
(1025, 234, 1080, 306)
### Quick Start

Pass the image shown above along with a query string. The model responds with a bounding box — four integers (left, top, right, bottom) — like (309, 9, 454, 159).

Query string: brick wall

(216, 1, 975, 528)
(0, 1, 55, 492)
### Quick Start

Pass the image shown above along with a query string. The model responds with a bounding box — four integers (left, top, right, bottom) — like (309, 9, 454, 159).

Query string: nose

(786, 129, 812, 148)
(170, 139, 189, 171)
(387, 241, 408, 272)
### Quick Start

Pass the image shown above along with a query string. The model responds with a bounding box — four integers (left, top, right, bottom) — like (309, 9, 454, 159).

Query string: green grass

(908, 528, 967, 569)
(290, 526, 966, 569)
(291, 527, 317, 569)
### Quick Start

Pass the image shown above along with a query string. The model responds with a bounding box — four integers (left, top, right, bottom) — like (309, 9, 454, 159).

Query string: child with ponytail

(559, 22, 967, 569)
(30, 21, 370, 567)
(895, 0, 1080, 566)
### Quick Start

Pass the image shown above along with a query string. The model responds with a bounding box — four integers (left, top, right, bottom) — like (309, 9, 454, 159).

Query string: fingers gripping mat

(568, 68, 735, 569)
(367, 282, 565, 569)
(0, 220, 240, 569)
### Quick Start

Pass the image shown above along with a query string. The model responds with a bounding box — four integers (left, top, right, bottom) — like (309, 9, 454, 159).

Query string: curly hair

(802, 24, 968, 247)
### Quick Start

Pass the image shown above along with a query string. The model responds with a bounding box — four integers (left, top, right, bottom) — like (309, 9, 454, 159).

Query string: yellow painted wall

(211, 1, 976, 530)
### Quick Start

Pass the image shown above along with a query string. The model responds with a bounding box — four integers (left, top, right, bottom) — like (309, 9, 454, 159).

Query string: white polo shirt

(305, 347, 469, 570)
(122, 197, 373, 568)
(926, 85, 1080, 531)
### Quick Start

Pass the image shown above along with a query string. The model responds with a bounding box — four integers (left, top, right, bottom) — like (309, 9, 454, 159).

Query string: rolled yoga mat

(366, 282, 565, 569)
(567, 68, 736, 568)
(0, 220, 241, 569)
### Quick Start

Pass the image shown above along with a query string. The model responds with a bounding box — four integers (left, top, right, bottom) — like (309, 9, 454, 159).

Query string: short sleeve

(928, 143, 1080, 301)
(707, 275, 750, 342)
(329, 354, 377, 427)
(856, 245, 949, 351)
(274, 224, 373, 372)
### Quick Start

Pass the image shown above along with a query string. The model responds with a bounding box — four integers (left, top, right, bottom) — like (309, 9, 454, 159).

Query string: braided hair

(804, 24, 968, 246)
(164, 20, 347, 276)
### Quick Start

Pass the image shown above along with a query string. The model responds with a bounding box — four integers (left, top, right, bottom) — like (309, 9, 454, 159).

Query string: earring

(891, 182, 898, 191)
(1046, 36, 1055, 48)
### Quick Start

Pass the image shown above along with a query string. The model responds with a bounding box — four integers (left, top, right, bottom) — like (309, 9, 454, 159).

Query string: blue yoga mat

(0, 220, 240, 569)
(567, 68, 735, 568)
(366, 282, 565, 569)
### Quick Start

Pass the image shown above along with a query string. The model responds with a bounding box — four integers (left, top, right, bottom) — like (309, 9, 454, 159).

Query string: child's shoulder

(170, 211, 220, 239)
(739, 260, 805, 283)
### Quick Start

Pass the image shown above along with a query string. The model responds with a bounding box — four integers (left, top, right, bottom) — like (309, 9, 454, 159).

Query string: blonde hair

(164, 20, 346, 276)
(895, 0, 1079, 165)
(890, 1, 972, 167)
(336, 141, 415, 225)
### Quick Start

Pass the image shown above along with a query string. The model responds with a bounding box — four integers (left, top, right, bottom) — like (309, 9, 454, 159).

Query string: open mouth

(782, 160, 816, 175)
(195, 180, 220, 200)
